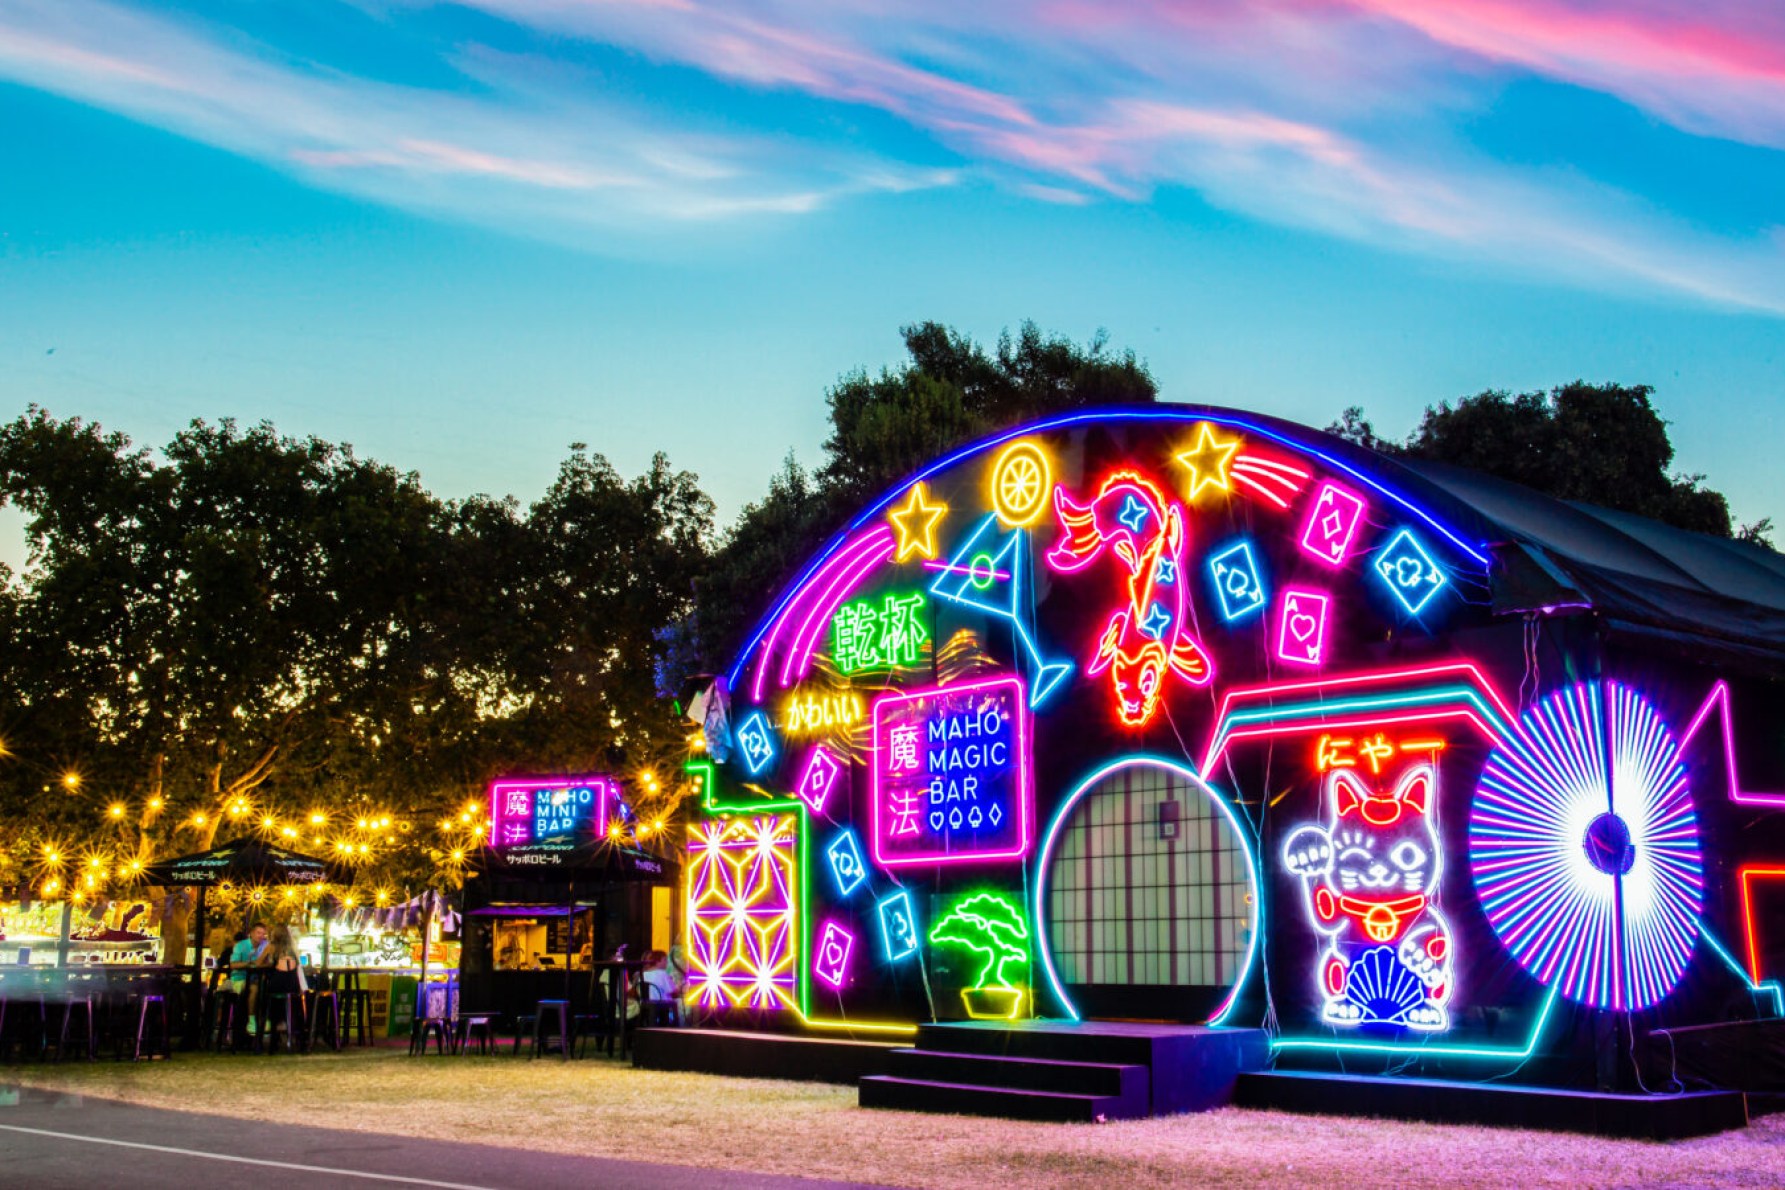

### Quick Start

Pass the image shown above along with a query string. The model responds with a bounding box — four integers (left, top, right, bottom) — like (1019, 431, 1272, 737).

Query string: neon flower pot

(961, 987, 1026, 1020)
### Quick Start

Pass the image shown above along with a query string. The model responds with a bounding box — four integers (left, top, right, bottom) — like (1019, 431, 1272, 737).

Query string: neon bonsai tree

(928, 891, 1031, 1018)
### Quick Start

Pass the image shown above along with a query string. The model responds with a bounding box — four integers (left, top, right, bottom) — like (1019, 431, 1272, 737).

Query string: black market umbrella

(141, 837, 351, 889)
(471, 838, 676, 884)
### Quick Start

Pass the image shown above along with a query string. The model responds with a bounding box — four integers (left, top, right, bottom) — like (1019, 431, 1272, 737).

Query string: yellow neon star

(887, 482, 948, 561)
(1173, 422, 1242, 502)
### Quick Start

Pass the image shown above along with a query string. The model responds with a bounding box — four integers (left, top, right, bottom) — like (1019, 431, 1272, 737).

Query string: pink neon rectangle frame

(487, 774, 616, 849)
(1275, 588, 1331, 667)
(869, 673, 1033, 868)
(1297, 481, 1367, 566)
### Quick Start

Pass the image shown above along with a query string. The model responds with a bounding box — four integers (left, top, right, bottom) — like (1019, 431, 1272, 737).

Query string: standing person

(230, 923, 268, 1036)
(261, 924, 307, 1049)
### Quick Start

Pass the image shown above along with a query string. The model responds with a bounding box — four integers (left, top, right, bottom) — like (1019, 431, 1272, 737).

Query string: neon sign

(1314, 732, 1445, 773)
(877, 890, 920, 961)
(1275, 588, 1331, 666)
(1047, 471, 1214, 726)
(1172, 422, 1241, 502)
(1471, 681, 1703, 1012)
(870, 675, 1032, 868)
(686, 814, 798, 1011)
(488, 775, 617, 849)
(780, 688, 865, 738)
(1374, 528, 1447, 615)
(928, 891, 1030, 1020)
(813, 920, 856, 991)
(825, 829, 868, 897)
(1283, 763, 1453, 1031)
(988, 440, 1052, 527)
(794, 745, 844, 815)
(888, 483, 948, 562)
(832, 591, 930, 674)
(733, 710, 778, 777)
(1298, 481, 1367, 566)
(928, 515, 1072, 708)
(1207, 539, 1267, 623)
(1230, 450, 1310, 510)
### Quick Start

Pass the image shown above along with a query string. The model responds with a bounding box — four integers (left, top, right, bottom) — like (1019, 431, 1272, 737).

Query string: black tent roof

(1171, 405, 1785, 669)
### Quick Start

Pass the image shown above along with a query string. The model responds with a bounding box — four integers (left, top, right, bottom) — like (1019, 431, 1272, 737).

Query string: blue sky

(3, 0, 1783, 569)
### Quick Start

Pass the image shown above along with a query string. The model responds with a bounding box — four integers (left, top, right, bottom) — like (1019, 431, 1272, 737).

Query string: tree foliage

(0, 410, 710, 905)
(1329, 383, 1769, 544)
(689, 320, 1157, 678)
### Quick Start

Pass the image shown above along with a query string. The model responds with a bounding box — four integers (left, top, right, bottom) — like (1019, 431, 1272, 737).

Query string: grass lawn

(8, 1047, 1783, 1188)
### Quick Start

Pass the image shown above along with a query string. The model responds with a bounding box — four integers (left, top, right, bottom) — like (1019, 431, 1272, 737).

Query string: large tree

(0, 411, 711, 940)
(1329, 383, 1770, 544)
(688, 320, 1157, 677)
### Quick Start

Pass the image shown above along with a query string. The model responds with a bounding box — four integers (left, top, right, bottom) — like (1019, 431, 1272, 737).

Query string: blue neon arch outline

(726, 406, 1490, 689)
(1032, 755, 1262, 1025)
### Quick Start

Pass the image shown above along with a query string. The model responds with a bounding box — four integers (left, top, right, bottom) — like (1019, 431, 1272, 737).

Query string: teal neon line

(1271, 986, 1560, 1060)
(1703, 929, 1785, 1017)
(1033, 754, 1262, 1025)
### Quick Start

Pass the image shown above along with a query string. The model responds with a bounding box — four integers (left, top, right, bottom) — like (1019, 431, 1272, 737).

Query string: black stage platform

(631, 1027, 900, 1085)
(860, 1021, 1270, 1121)
(1235, 1069, 1750, 1139)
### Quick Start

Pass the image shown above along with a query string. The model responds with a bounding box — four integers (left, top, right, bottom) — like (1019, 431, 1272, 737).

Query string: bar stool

(336, 971, 374, 1047)
(261, 990, 303, 1054)
(211, 990, 249, 1053)
(53, 995, 99, 1061)
(409, 1014, 451, 1056)
(509, 1011, 537, 1055)
(116, 994, 170, 1062)
(531, 999, 571, 1059)
(307, 989, 342, 1053)
(456, 1013, 494, 1056)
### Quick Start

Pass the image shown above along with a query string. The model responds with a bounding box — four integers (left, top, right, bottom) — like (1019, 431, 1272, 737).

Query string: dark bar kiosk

(457, 774, 675, 1026)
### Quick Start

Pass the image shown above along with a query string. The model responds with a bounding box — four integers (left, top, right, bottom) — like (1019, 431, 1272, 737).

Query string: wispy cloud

(2, 0, 1782, 312)
(0, 0, 951, 238)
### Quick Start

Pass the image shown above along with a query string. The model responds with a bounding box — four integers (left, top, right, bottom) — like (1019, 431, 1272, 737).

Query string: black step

(859, 1074, 1143, 1122)
(884, 1047, 1148, 1100)
(1235, 1071, 1749, 1140)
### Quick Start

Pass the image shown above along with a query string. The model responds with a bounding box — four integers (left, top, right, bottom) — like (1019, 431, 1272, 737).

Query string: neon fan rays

(1470, 682, 1704, 1012)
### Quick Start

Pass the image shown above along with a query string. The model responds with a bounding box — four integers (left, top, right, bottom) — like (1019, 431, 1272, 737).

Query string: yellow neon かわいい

(1173, 422, 1242, 502)
(989, 440, 1052, 527)
(780, 688, 865, 737)
(887, 483, 948, 562)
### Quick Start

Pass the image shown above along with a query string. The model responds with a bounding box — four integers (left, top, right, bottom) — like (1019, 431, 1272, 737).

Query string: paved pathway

(0, 1085, 875, 1189)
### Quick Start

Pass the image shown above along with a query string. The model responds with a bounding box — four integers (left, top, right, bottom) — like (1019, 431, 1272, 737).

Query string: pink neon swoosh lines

(748, 524, 895, 701)
(779, 529, 897, 688)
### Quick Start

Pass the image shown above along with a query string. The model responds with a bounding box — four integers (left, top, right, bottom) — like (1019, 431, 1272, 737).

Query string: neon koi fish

(1045, 470, 1213, 726)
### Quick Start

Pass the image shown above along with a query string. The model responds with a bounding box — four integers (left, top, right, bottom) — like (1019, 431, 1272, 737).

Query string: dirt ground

(9, 1047, 1783, 1188)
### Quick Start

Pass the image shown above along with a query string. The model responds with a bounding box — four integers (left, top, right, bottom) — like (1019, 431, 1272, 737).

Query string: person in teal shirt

(229, 922, 268, 1034)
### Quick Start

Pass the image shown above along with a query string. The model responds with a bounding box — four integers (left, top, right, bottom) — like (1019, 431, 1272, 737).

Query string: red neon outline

(1682, 681, 1785, 808)
(1739, 866, 1785, 984)
(868, 674, 1033, 869)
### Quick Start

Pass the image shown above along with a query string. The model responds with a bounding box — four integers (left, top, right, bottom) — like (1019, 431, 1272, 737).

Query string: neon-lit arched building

(681, 405, 1785, 1104)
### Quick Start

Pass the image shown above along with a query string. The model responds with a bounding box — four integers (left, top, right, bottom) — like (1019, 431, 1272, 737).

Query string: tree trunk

(159, 887, 192, 967)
